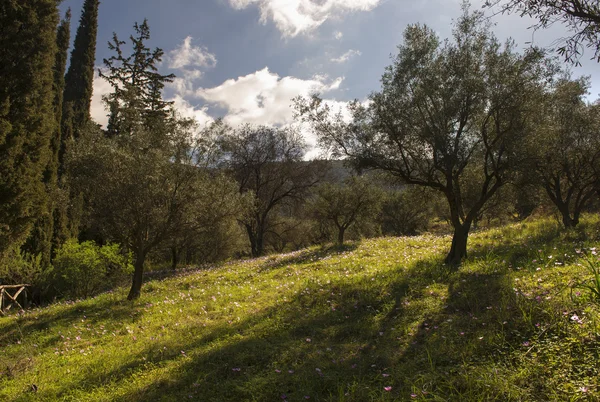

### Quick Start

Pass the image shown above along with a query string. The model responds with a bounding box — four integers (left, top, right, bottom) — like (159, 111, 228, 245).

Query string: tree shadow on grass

(0, 294, 141, 348)
(43, 254, 462, 401)
(258, 243, 359, 273)
(4, 237, 560, 401)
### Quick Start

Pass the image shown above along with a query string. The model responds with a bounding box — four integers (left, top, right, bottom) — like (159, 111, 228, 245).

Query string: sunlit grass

(1, 216, 599, 401)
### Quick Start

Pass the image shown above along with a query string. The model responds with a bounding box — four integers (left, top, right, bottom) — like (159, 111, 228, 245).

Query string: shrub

(52, 240, 132, 299)
(0, 246, 51, 303)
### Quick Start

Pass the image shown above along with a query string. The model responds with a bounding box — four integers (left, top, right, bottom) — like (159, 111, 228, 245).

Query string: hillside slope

(1, 218, 599, 401)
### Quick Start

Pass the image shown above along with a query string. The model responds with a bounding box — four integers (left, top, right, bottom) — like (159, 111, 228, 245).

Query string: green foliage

(525, 77, 600, 229)
(101, 19, 175, 137)
(0, 246, 49, 290)
(297, 5, 556, 265)
(380, 187, 435, 236)
(572, 255, 600, 302)
(52, 240, 132, 299)
(219, 124, 324, 257)
(62, 0, 98, 137)
(0, 0, 58, 256)
(311, 176, 383, 244)
(22, 10, 73, 268)
(488, 0, 600, 63)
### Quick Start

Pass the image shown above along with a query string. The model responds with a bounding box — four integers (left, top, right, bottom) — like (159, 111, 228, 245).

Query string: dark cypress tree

(61, 0, 99, 142)
(0, 0, 59, 256)
(59, 0, 99, 241)
(23, 10, 72, 265)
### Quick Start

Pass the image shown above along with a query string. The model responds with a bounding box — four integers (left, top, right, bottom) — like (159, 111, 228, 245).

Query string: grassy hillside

(1, 217, 600, 401)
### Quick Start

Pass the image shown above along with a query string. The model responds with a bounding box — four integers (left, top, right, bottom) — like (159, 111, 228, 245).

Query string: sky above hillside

(59, 0, 600, 153)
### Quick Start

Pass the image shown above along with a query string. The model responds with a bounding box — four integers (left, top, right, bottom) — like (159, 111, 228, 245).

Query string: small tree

(69, 21, 210, 300)
(219, 125, 323, 257)
(297, 7, 554, 266)
(311, 176, 382, 245)
(527, 77, 600, 228)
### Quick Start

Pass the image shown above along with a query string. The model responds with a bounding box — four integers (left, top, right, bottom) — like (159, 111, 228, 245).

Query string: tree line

(1, 0, 599, 302)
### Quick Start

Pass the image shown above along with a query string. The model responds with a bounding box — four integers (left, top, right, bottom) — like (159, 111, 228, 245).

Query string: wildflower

(384, 386, 392, 392)
(382, 373, 390, 377)
(411, 393, 417, 398)
(232, 367, 241, 372)
(275, 369, 281, 373)
(579, 386, 588, 393)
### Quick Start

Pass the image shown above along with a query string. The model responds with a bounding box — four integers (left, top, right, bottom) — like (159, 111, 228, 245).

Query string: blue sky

(59, 0, 599, 151)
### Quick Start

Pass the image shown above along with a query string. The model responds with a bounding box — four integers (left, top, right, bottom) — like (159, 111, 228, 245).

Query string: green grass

(1, 216, 600, 401)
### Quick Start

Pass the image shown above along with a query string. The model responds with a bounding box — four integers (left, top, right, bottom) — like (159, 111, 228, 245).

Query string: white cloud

(331, 49, 361, 63)
(170, 95, 214, 128)
(195, 67, 343, 126)
(90, 70, 112, 127)
(228, 0, 382, 37)
(334, 31, 343, 40)
(168, 36, 217, 70)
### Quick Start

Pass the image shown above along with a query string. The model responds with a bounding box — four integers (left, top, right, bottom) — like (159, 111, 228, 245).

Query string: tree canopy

(297, 7, 556, 266)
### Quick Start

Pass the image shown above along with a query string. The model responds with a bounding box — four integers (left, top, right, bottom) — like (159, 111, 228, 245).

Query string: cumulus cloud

(194, 67, 343, 127)
(228, 0, 382, 37)
(168, 36, 217, 70)
(170, 95, 214, 128)
(331, 49, 361, 63)
(334, 31, 343, 40)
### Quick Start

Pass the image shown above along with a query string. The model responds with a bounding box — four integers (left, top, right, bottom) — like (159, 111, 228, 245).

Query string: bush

(52, 240, 133, 299)
(0, 246, 51, 303)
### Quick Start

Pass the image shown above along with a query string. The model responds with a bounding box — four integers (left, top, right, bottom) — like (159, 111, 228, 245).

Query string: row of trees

(296, 5, 600, 266)
(1, 1, 599, 301)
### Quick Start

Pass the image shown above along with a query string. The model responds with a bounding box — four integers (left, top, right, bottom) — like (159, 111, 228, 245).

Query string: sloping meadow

(1, 217, 599, 401)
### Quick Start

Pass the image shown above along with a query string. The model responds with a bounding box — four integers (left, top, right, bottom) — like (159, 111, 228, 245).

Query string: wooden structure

(0, 284, 29, 315)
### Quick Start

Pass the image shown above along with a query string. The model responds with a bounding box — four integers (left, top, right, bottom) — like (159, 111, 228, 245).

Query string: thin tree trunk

(171, 246, 178, 270)
(337, 227, 345, 245)
(127, 252, 146, 300)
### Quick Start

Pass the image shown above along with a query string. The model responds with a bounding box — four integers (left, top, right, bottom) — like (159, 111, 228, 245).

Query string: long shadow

(4, 229, 577, 401)
(0, 294, 141, 349)
(39, 252, 444, 401)
(258, 243, 359, 273)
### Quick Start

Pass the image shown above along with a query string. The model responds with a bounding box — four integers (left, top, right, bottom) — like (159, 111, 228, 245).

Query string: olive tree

(218, 125, 323, 257)
(310, 176, 383, 245)
(527, 77, 600, 228)
(297, 8, 554, 266)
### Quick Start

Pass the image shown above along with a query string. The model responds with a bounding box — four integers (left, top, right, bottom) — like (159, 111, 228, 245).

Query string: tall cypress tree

(52, 10, 73, 253)
(61, 0, 99, 144)
(0, 0, 59, 256)
(23, 9, 72, 265)
(59, 0, 99, 241)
